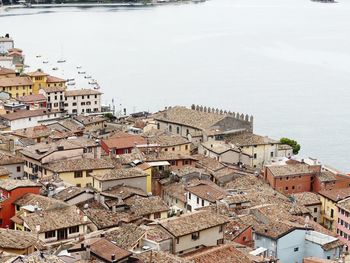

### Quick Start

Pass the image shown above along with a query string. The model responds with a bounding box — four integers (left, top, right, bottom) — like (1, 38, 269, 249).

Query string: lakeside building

(0, 76, 33, 98)
(64, 88, 102, 115)
(0, 109, 64, 130)
(153, 106, 253, 144)
(336, 198, 350, 250)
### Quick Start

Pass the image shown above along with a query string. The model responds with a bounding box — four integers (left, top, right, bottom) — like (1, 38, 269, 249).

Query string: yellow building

(43, 158, 114, 187)
(26, 70, 48, 94)
(26, 70, 66, 94)
(319, 188, 350, 232)
(0, 76, 33, 98)
(91, 167, 151, 193)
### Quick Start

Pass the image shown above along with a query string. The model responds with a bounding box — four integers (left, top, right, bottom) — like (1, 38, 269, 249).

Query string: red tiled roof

(17, 94, 47, 103)
(103, 135, 146, 150)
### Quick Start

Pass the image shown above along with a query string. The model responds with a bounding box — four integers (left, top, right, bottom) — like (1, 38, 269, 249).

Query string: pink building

(336, 198, 350, 250)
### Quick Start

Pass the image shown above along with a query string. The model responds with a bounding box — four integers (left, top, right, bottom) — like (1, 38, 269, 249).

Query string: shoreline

(1, 1, 195, 10)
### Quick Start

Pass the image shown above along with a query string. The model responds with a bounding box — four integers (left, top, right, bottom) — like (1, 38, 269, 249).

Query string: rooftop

(317, 171, 337, 182)
(337, 198, 350, 213)
(319, 188, 350, 202)
(102, 133, 146, 150)
(26, 70, 48, 77)
(153, 106, 227, 130)
(70, 238, 132, 262)
(0, 151, 24, 166)
(0, 179, 40, 191)
(53, 186, 89, 202)
(82, 207, 133, 230)
(184, 244, 253, 263)
(159, 210, 229, 237)
(20, 137, 98, 160)
(292, 192, 321, 206)
(19, 205, 87, 233)
(187, 183, 226, 202)
(0, 76, 33, 87)
(143, 130, 190, 147)
(91, 167, 147, 181)
(193, 154, 225, 172)
(41, 86, 65, 93)
(225, 132, 278, 146)
(14, 193, 68, 211)
(65, 88, 102, 97)
(0, 67, 16, 76)
(104, 224, 146, 250)
(17, 94, 46, 103)
(267, 163, 315, 177)
(0, 228, 37, 250)
(46, 75, 66, 83)
(43, 158, 114, 173)
(125, 196, 169, 217)
(0, 109, 55, 121)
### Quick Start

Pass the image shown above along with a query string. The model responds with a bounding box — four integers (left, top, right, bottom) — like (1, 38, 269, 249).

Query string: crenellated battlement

(190, 104, 253, 124)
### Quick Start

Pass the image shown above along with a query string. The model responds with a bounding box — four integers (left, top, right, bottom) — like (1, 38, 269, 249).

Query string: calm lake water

(1, 0, 350, 171)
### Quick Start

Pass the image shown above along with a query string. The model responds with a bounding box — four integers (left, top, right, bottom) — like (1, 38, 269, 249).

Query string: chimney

(111, 254, 116, 262)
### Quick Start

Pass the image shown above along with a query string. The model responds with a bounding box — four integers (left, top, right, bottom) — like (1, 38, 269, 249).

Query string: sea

(1, 0, 350, 171)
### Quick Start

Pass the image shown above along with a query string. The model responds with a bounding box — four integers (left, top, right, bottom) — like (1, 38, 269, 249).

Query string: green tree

(280, 137, 301, 155)
(104, 113, 116, 122)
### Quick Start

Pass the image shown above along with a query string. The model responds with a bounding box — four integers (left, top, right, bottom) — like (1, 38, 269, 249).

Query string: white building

(39, 86, 65, 112)
(64, 89, 102, 115)
(0, 109, 65, 130)
(0, 36, 14, 55)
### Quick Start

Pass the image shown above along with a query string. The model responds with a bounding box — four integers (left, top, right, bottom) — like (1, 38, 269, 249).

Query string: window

(219, 225, 223, 233)
(285, 186, 288, 190)
(243, 236, 247, 241)
(82, 96, 84, 99)
(72, 102, 77, 106)
(154, 212, 161, 219)
(169, 125, 172, 132)
(254, 153, 257, 159)
(95, 95, 97, 98)
(294, 247, 299, 252)
(172, 147, 175, 151)
(176, 238, 179, 244)
(76, 184, 81, 187)
(74, 171, 83, 178)
(270, 152, 274, 157)
(314, 207, 318, 213)
(292, 186, 295, 190)
(16, 166, 21, 172)
(157, 123, 160, 130)
(202, 199, 204, 206)
(45, 230, 56, 239)
(191, 232, 200, 240)
(81, 102, 85, 106)
(69, 226, 79, 234)
(197, 197, 199, 204)
(86, 170, 93, 177)
(185, 145, 188, 150)
(188, 193, 191, 200)
(176, 127, 180, 134)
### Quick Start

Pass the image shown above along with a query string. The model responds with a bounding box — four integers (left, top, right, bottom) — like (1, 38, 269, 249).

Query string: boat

(67, 82, 75, 86)
(36, 55, 42, 58)
(66, 78, 75, 82)
(52, 67, 58, 71)
(89, 79, 98, 85)
(93, 84, 100, 90)
(78, 71, 86, 74)
(24, 64, 30, 68)
(76, 66, 82, 69)
(57, 59, 66, 63)
(43, 60, 49, 64)
(84, 75, 92, 79)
